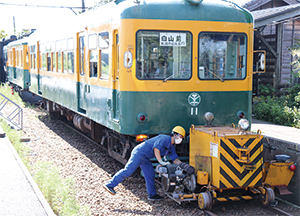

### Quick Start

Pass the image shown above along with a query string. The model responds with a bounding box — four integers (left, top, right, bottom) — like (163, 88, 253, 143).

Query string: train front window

(136, 30, 192, 80)
(199, 32, 247, 80)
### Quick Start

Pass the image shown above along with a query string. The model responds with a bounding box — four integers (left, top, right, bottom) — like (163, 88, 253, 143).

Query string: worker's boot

(148, 194, 164, 201)
(103, 184, 116, 195)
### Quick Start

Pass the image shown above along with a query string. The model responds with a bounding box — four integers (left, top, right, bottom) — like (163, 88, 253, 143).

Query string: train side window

(79, 36, 85, 75)
(58, 52, 62, 72)
(53, 52, 56, 72)
(62, 40, 67, 73)
(3, 49, 7, 71)
(67, 38, 74, 74)
(42, 53, 46, 70)
(198, 32, 247, 80)
(68, 52, 74, 74)
(89, 49, 98, 78)
(65, 52, 68, 73)
(99, 32, 109, 79)
(136, 30, 192, 80)
(56, 40, 61, 72)
(47, 53, 51, 71)
(89, 34, 97, 78)
(4, 50, 7, 68)
(30, 45, 36, 69)
(41, 43, 46, 71)
(62, 52, 65, 73)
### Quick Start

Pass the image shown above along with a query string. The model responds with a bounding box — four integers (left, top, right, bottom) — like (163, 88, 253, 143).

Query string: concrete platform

(0, 128, 55, 216)
(252, 118, 300, 206)
(252, 118, 300, 145)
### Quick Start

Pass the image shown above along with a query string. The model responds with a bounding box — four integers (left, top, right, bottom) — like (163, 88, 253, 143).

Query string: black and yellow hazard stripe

(219, 138, 263, 189)
(215, 195, 254, 202)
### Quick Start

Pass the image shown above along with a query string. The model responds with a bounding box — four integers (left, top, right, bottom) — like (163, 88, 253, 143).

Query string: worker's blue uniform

(106, 134, 179, 197)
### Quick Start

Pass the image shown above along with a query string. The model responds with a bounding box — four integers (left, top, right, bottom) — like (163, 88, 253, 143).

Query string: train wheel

(198, 191, 212, 210)
(261, 187, 275, 206)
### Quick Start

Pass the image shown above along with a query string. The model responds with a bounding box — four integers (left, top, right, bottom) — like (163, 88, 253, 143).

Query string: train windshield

(136, 30, 192, 80)
(199, 32, 247, 80)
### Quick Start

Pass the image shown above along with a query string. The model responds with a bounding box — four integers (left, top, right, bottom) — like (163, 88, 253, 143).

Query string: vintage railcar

(7, 0, 257, 163)
(0, 35, 17, 83)
(6, 0, 257, 164)
(5, 38, 31, 90)
(7, 0, 253, 168)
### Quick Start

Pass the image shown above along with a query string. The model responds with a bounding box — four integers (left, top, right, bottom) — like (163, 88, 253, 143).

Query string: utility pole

(82, 0, 85, 13)
(13, 16, 16, 35)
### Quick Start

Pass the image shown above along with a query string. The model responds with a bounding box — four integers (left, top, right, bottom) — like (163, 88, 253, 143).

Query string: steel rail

(58, 120, 108, 153)
(267, 206, 295, 216)
(204, 210, 218, 216)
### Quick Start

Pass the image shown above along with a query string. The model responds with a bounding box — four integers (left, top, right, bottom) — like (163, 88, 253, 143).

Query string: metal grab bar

(0, 93, 23, 130)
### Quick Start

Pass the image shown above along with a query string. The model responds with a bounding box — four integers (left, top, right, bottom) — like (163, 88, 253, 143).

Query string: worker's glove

(159, 159, 170, 166)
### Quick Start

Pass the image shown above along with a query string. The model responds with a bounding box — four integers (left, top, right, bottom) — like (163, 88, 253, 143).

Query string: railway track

(58, 119, 108, 153)
(205, 205, 296, 216)
(268, 206, 295, 216)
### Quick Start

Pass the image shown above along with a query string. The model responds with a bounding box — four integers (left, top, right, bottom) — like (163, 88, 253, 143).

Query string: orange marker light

(136, 134, 148, 142)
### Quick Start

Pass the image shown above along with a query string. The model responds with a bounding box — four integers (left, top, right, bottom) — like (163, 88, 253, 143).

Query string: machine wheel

(198, 191, 213, 210)
(261, 187, 275, 206)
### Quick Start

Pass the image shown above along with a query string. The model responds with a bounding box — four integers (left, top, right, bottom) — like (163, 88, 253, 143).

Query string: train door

(77, 32, 88, 113)
(112, 30, 120, 122)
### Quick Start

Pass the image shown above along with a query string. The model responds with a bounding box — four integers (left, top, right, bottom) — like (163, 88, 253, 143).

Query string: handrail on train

(0, 93, 23, 130)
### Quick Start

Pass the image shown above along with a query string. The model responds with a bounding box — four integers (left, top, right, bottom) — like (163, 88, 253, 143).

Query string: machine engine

(156, 163, 196, 198)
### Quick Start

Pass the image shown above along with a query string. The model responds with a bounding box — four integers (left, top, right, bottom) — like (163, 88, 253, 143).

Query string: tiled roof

(251, 4, 300, 27)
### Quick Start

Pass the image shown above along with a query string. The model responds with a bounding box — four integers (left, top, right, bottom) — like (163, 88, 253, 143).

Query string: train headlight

(204, 112, 214, 125)
(238, 119, 250, 130)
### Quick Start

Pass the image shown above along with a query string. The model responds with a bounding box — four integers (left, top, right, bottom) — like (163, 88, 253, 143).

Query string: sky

(0, 0, 252, 36)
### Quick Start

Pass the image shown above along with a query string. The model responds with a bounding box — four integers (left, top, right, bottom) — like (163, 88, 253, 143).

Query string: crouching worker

(103, 126, 186, 201)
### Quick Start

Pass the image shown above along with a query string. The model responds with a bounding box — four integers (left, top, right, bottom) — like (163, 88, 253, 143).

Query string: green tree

(0, 30, 7, 40)
(289, 38, 300, 78)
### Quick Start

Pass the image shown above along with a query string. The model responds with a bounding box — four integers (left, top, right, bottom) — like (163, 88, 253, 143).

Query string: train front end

(116, 0, 255, 140)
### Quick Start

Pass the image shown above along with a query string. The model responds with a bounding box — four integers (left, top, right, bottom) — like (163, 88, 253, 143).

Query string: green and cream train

(5, 0, 255, 163)
(5, 0, 297, 209)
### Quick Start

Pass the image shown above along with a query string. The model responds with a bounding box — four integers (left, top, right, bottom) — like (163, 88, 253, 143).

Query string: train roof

(84, 0, 253, 27)
(6, 37, 29, 47)
(120, 0, 252, 23)
(5, 0, 253, 47)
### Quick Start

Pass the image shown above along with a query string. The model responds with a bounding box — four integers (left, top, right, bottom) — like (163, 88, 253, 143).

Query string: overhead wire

(0, 2, 89, 10)
(0, 2, 91, 15)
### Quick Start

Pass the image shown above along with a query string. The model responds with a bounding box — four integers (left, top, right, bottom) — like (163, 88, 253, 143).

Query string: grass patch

(0, 119, 31, 167)
(32, 161, 90, 215)
(0, 83, 24, 105)
(0, 86, 91, 216)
